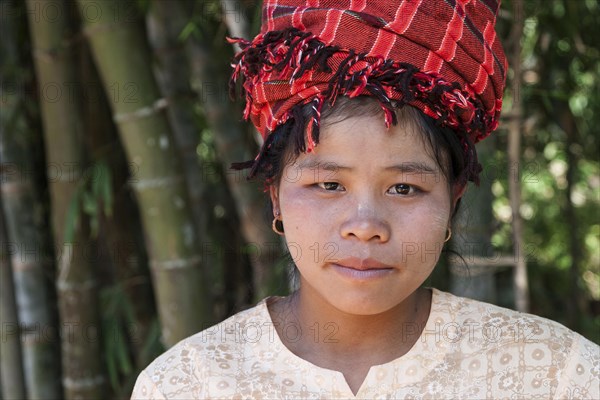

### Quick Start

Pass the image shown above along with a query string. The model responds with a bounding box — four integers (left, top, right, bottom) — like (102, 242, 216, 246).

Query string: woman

(132, 1, 599, 398)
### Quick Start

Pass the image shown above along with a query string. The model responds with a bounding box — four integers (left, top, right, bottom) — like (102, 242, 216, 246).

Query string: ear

(269, 185, 280, 217)
(452, 183, 467, 210)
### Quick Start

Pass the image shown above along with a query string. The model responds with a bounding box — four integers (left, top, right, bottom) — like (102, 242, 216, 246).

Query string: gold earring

(272, 212, 284, 236)
(444, 227, 452, 243)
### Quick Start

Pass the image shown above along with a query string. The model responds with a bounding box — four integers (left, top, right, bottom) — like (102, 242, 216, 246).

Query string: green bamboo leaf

(179, 21, 199, 41)
(100, 163, 113, 217)
(103, 286, 118, 316)
(91, 164, 100, 197)
(104, 284, 134, 376)
(63, 187, 82, 243)
(82, 191, 96, 215)
(104, 319, 119, 390)
(115, 322, 133, 375)
(87, 194, 99, 237)
(117, 284, 136, 324)
(140, 318, 164, 363)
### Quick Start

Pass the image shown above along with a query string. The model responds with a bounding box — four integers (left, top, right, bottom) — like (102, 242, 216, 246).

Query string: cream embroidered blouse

(131, 289, 599, 399)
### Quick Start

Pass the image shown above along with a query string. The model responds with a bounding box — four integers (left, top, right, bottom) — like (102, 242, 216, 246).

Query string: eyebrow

(295, 160, 345, 171)
(385, 162, 438, 174)
(295, 160, 438, 174)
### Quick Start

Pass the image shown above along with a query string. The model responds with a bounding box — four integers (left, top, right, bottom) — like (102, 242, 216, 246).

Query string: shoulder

(131, 299, 272, 399)
(430, 289, 600, 398)
(432, 288, 586, 339)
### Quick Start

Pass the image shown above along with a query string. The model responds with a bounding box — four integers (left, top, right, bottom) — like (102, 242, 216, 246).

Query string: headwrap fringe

(229, 28, 498, 145)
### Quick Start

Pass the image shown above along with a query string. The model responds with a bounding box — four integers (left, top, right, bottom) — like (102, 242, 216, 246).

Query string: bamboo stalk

(146, 0, 256, 315)
(508, 0, 529, 312)
(0, 113, 64, 400)
(2, 1, 64, 398)
(220, 0, 250, 52)
(146, 0, 208, 241)
(78, 36, 157, 374)
(26, 0, 105, 397)
(1, 7, 29, 398)
(191, 7, 283, 301)
(0, 197, 27, 400)
(76, 0, 212, 347)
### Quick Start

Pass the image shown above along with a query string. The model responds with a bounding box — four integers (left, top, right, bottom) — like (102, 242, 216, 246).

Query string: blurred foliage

(492, 0, 600, 343)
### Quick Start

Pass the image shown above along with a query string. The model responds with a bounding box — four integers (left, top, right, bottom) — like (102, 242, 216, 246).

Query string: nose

(339, 204, 391, 243)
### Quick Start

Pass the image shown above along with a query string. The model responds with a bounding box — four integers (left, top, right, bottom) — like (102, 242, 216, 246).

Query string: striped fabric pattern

(230, 0, 507, 155)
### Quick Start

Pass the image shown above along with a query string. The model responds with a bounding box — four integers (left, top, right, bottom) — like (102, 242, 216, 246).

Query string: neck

(270, 286, 432, 368)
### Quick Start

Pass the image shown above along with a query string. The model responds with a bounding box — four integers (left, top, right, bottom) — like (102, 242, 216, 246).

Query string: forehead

(296, 111, 436, 169)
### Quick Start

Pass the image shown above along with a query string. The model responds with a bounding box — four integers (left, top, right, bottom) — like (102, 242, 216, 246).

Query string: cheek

(280, 189, 309, 228)
(395, 202, 450, 268)
(394, 196, 450, 232)
(279, 188, 322, 240)
(279, 185, 340, 226)
(279, 189, 345, 268)
(414, 207, 450, 237)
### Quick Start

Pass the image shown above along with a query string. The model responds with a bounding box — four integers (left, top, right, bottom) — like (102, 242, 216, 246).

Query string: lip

(334, 257, 394, 271)
(330, 257, 394, 280)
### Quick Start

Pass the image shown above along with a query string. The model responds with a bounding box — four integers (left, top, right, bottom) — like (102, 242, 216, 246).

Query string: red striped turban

(229, 0, 507, 181)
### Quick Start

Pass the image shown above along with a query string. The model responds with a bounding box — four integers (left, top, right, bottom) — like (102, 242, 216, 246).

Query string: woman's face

(271, 112, 455, 315)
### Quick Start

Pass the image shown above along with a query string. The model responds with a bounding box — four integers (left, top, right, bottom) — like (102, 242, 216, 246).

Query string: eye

(317, 182, 345, 191)
(388, 183, 418, 196)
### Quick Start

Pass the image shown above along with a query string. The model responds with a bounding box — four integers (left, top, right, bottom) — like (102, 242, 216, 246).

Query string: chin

(326, 292, 405, 317)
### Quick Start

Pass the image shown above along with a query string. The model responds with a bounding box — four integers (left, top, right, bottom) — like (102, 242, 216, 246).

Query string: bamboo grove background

(0, 0, 598, 398)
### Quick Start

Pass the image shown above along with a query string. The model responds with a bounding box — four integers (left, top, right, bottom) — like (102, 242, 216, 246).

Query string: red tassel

(383, 107, 394, 128)
(305, 118, 316, 153)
